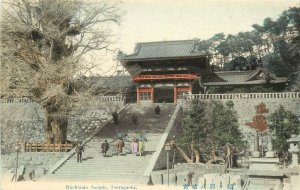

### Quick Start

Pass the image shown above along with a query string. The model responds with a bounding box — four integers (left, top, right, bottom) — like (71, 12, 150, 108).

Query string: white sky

(96, 0, 300, 75)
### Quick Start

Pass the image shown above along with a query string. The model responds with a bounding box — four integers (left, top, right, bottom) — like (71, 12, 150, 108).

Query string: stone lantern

(287, 134, 300, 166)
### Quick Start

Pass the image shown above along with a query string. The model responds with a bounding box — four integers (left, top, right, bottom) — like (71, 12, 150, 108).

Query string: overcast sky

(97, 0, 300, 75)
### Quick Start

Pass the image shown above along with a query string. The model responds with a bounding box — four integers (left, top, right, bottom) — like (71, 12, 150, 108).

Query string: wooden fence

(25, 142, 74, 152)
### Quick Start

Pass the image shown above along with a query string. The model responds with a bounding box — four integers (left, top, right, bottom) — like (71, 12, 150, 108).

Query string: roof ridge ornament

(192, 39, 200, 53)
(134, 43, 141, 55)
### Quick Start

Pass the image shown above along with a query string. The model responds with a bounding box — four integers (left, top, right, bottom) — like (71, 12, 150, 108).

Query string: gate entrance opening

(154, 87, 174, 103)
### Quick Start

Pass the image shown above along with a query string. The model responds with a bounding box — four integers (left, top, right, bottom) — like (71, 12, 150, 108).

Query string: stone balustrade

(0, 98, 33, 103)
(185, 92, 300, 100)
(0, 95, 124, 104)
(96, 95, 124, 102)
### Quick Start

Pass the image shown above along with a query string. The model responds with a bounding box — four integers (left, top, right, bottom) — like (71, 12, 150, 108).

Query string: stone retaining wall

(0, 99, 124, 154)
(1, 152, 66, 180)
(184, 92, 300, 119)
(151, 163, 228, 186)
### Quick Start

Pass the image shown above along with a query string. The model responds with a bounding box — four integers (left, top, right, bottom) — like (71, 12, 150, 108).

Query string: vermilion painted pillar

(151, 87, 154, 103)
(137, 88, 140, 103)
(174, 86, 177, 103)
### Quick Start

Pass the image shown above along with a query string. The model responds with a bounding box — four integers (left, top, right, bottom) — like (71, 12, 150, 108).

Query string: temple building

(202, 67, 289, 93)
(118, 40, 289, 103)
(118, 40, 209, 103)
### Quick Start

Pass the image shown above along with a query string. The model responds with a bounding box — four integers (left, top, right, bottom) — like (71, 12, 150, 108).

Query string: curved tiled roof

(119, 40, 207, 61)
(203, 68, 288, 86)
(84, 75, 133, 94)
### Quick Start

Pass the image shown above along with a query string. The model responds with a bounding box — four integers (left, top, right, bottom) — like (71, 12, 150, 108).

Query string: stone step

(64, 159, 151, 164)
(66, 157, 152, 162)
(58, 166, 148, 171)
(54, 171, 145, 175)
(61, 165, 149, 169)
(42, 178, 148, 184)
(66, 157, 152, 161)
(64, 159, 151, 163)
(61, 162, 149, 166)
(42, 176, 149, 183)
(64, 160, 151, 164)
(58, 167, 148, 171)
(45, 173, 148, 179)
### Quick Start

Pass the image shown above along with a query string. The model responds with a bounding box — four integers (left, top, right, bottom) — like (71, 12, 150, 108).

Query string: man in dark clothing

(155, 105, 160, 116)
(101, 140, 109, 157)
(112, 111, 118, 125)
(75, 141, 84, 163)
(132, 113, 137, 126)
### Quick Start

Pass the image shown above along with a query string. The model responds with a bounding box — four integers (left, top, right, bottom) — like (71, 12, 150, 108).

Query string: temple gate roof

(119, 40, 207, 61)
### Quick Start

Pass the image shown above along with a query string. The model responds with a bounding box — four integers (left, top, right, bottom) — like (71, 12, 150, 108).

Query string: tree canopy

(198, 6, 300, 90)
(211, 101, 242, 146)
(269, 105, 300, 155)
(1, 0, 122, 143)
(180, 100, 242, 148)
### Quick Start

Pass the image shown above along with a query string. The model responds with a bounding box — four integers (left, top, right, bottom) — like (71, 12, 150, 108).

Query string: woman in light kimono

(138, 139, 145, 156)
(131, 139, 138, 156)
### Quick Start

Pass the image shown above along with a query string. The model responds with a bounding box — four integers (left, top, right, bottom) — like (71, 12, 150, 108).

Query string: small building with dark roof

(202, 67, 288, 93)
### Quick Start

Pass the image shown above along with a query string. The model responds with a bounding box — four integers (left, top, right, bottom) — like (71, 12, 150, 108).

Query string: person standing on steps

(116, 138, 125, 155)
(101, 140, 109, 157)
(112, 111, 118, 125)
(138, 139, 145, 156)
(155, 105, 160, 117)
(75, 141, 84, 163)
(131, 139, 138, 156)
(132, 113, 138, 126)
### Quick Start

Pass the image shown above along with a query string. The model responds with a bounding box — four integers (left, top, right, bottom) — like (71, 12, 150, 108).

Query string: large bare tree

(1, 0, 122, 143)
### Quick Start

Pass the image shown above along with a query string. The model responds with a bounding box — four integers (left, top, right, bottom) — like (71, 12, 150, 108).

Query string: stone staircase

(42, 103, 176, 184)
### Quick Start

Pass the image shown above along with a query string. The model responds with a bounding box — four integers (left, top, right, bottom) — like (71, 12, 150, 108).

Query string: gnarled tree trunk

(45, 113, 68, 144)
(170, 140, 192, 164)
(176, 146, 192, 164)
(191, 143, 200, 163)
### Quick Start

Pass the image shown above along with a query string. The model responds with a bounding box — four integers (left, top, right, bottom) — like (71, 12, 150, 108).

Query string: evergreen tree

(211, 101, 242, 146)
(269, 105, 300, 155)
(180, 99, 208, 146)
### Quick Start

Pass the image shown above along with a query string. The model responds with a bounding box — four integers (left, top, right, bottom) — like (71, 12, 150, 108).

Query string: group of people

(131, 138, 145, 156)
(75, 105, 161, 162)
(100, 138, 125, 157)
(100, 138, 145, 157)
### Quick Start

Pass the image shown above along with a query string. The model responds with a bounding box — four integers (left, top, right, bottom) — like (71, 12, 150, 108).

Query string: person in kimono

(155, 105, 160, 116)
(131, 139, 138, 156)
(138, 139, 145, 156)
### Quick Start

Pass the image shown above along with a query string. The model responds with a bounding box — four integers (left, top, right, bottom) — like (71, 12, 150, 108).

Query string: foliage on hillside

(269, 105, 300, 155)
(180, 100, 242, 148)
(180, 99, 208, 146)
(211, 101, 242, 146)
(200, 7, 300, 91)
